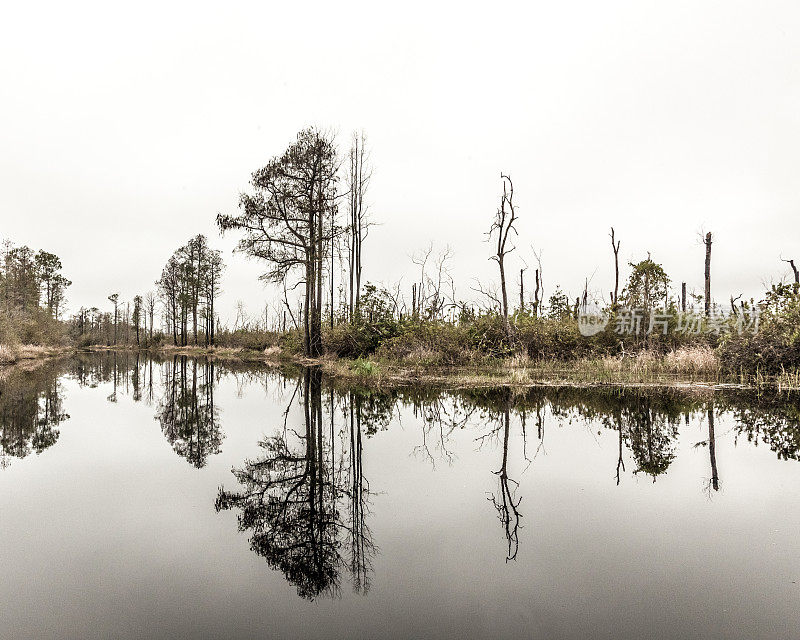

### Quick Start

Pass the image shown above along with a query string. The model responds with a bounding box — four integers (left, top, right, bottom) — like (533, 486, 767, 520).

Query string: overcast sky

(2, 0, 799, 322)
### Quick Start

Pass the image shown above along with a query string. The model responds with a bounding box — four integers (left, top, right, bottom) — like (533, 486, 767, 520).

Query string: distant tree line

(157, 234, 224, 347)
(70, 234, 224, 348)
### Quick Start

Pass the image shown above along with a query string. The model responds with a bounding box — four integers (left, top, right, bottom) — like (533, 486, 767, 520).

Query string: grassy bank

(309, 347, 800, 391)
(0, 344, 72, 366)
(54, 342, 797, 391)
(4, 284, 800, 391)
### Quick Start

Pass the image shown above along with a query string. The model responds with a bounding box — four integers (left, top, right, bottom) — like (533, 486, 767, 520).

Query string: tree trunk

(610, 227, 620, 306)
(499, 259, 509, 334)
(704, 232, 712, 317)
(708, 406, 718, 492)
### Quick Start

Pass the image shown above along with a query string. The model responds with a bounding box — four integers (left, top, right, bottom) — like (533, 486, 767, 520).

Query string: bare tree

(108, 293, 119, 345)
(145, 291, 156, 343)
(347, 131, 372, 319)
(530, 248, 543, 318)
(703, 232, 712, 317)
(411, 244, 454, 320)
(781, 256, 799, 293)
(489, 174, 519, 335)
(610, 227, 620, 307)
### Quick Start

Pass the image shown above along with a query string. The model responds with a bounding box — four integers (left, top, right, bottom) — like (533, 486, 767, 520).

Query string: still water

(1, 353, 798, 640)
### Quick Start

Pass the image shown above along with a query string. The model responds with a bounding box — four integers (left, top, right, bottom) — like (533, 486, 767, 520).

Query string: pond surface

(1, 353, 799, 640)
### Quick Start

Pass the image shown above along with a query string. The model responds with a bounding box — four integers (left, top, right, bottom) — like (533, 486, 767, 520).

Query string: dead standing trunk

(704, 232, 712, 317)
(490, 174, 519, 337)
(610, 227, 620, 307)
(782, 258, 799, 294)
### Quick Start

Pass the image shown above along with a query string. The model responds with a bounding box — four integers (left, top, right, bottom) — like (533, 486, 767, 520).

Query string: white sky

(2, 0, 799, 323)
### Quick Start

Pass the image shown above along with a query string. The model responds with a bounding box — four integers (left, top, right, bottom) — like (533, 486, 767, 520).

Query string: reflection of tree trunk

(708, 406, 719, 492)
(615, 412, 625, 486)
(491, 404, 521, 562)
(216, 366, 374, 599)
(349, 391, 370, 593)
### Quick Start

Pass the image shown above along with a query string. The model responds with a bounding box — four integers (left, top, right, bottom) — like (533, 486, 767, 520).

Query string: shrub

(718, 286, 800, 375)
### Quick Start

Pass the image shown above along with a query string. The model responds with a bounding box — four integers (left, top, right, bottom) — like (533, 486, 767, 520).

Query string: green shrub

(718, 285, 800, 375)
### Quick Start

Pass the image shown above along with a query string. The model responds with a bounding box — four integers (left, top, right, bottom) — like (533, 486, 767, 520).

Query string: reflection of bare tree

(490, 405, 522, 562)
(413, 396, 475, 467)
(156, 356, 222, 468)
(348, 391, 372, 593)
(472, 391, 526, 562)
(106, 352, 119, 403)
(216, 368, 374, 600)
(707, 406, 719, 492)
(613, 408, 625, 485)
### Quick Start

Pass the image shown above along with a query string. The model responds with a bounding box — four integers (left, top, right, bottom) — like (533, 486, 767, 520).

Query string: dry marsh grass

(0, 344, 62, 365)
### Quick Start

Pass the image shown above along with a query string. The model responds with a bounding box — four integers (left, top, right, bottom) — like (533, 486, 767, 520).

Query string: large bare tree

(218, 128, 338, 357)
(489, 174, 519, 336)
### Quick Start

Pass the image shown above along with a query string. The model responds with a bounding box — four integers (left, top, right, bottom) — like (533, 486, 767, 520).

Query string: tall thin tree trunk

(708, 405, 718, 492)
(704, 232, 712, 317)
(610, 227, 620, 306)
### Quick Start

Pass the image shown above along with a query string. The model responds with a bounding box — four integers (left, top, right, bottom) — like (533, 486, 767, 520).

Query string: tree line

(5, 125, 799, 364)
(71, 234, 224, 348)
(0, 241, 71, 344)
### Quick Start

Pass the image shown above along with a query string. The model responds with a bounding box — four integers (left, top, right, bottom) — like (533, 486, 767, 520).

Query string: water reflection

(4, 353, 800, 599)
(216, 368, 375, 600)
(491, 399, 522, 562)
(156, 357, 222, 468)
(0, 362, 68, 468)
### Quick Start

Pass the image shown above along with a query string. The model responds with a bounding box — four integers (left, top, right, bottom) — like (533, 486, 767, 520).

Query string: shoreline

(1, 343, 793, 392)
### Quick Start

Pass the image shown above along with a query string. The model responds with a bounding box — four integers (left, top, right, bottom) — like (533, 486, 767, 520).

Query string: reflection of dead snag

(414, 397, 475, 467)
(348, 391, 373, 594)
(615, 414, 626, 486)
(707, 405, 719, 493)
(489, 407, 522, 562)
